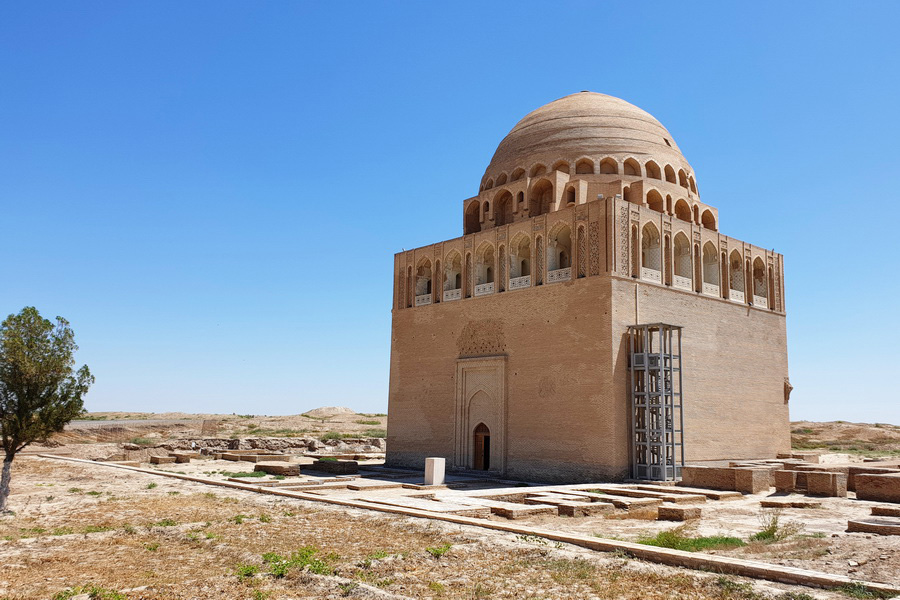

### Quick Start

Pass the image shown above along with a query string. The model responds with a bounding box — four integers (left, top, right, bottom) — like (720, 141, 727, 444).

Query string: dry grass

(0, 458, 826, 600)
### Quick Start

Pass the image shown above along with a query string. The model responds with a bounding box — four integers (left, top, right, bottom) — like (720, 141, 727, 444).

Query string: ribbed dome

(483, 92, 694, 186)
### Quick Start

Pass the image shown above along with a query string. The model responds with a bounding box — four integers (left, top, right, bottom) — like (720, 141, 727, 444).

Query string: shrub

(52, 585, 126, 600)
(262, 546, 334, 577)
(152, 518, 177, 527)
(356, 420, 380, 425)
(750, 508, 802, 543)
(362, 428, 387, 438)
(146, 483, 157, 489)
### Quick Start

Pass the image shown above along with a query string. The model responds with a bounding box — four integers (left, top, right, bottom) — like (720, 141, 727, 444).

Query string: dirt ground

(791, 421, 900, 458)
(0, 457, 876, 600)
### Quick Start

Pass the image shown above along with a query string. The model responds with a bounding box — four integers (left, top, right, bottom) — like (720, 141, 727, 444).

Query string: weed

(236, 414, 255, 419)
(128, 437, 154, 446)
(318, 456, 338, 462)
(222, 471, 266, 478)
(152, 518, 177, 527)
(251, 591, 270, 600)
(68, 487, 83, 494)
(321, 431, 352, 441)
(362, 428, 386, 438)
(356, 420, 380, 425)
(273, 475, 285, 480)
(516, 534, 548, 546)
(122, 524, 136, 535)
(52, 527, 74, 536)
(637, 527, 746, 552)
(145, 542, 160, 551)
(428, 581, 446, 593)
(778, 593, 816, 600)
(750, 508, 802, 542)
(86, 491, 102, 496)
(146, 483, 157, 490)
(204, 532, 219, 540)
(230, 514, 248, 524)
(45, 495, 55, 501)
(234, 563, 259, 580)
(338, 582, 358, 596)
(167, 491, 180, 496)
(426, 543, 452, 558)
(472, 582, 494, 598)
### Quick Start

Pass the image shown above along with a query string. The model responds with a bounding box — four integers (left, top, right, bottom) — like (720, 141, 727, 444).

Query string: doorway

(473, 423, 490, 470)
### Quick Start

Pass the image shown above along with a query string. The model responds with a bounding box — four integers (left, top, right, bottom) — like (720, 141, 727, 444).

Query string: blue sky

(1, 2, 898, 423)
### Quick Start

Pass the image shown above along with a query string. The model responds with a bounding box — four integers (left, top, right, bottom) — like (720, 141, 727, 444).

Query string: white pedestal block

(424, 457, 445, 486)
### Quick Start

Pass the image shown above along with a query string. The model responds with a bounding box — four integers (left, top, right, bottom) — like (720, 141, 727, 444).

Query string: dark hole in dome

(663, 138, 671, 146)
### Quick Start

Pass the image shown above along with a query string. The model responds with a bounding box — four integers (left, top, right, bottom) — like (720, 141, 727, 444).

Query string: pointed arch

(552, 160, 570, 174)
(548, 222, 572, 273)
(577, 225, 587, 278)
(678, 169, 688, 188)
(509, 232, 532, 282)
(674, 199, 691, 223)
(647, 189, 664, 212)
(575, 158, 594, 174)
(444, 250, 463, 292)
(664, 165, 676, 183)
(689, 175, 697, 194)
(511, 167, 525, 181)
(494, 190, 514, 226)
(495, 173, 508, 186)
(701, 209, 717, 231)
(529, 164, 546, 177)
(624, 158, 641, 176)
(599, 157, 618, 174)
(729, 250, 744, 294)
(465, 200, 481, 234)
(753, 257, 767, 303)
(673, 231, 694, 290)
(564, 186, 576, 206)
(415, 257, 432, 299)
(484, 178, 494, 190)
(641, 222, 661, 275)
(529, 178, 554, 216)
(702, 242, 719, 293)
(645, 161, 661, 180)
(475, 242, 495, 286)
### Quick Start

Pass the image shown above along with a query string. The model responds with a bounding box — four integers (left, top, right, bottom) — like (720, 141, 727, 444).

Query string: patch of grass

(122, 524, 136, 534)
(236, 414, 255, 419)
(146, 482, 157, 489)
(68, 487, 83, 494)
(320, 431, 354, 441)
(839, 583, 893, 599)
(544, 558, 597, 582)
(230, 514, 249, 524)
(19, 527, 46, 537)
(167, 491, 180, 495)
(234, 563, 259, 580)
(81, 525, 114, 534)
(426, 543, 452, 558)
(355, 420, 380, 425)
(128, 437, 154, 446)
(52, 585, 126, 600)
(362, 428, 387, 438)
(51, 527, 74, 536)
(144, 542, 160, 551)
(258, 514, 271, 523)
(152, 518, 178, 527)
(428, 581, 445, 593)
(222, 470, 266, 478)
(338, 582, 358, 596)
(273, 475, 285, 480)
(361, 413, 387, 417)
(715, 576, 754, 595)
(262, 546, 334, 577)
(637, 528, 746, 552)
(317, 456, 338, 462)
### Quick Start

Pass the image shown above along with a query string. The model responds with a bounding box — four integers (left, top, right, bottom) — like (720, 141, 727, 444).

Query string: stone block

(855, 473, 900, 503)
(760, 499, 822, 509)
(679, 466, 735, 491)
(872, 506, 900, 517)
(806, 472, 847, 497)
(254, 463, 300, 476)
(774, 470, 798, 493)
(658, 504, 702, 521)
(308, 459, 359, 475)
(150, 456, 177, 464)
(425, 457, 445, 486)
(848, 467, 900, 492)
(734, 468, 770, 494)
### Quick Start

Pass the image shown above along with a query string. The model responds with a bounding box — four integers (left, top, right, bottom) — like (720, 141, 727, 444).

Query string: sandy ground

(0, 456, 865, 600)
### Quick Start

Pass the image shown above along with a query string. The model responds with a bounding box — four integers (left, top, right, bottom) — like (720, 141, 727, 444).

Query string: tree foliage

(0, 306, 93, 494)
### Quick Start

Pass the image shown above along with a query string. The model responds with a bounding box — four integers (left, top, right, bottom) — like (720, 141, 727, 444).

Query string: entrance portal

(473, 423, 490, 470)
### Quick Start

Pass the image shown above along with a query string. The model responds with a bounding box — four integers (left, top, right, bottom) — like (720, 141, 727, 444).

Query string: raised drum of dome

(387, 92, 790, 485)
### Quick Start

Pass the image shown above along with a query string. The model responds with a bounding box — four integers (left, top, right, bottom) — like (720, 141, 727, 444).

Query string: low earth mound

(303, 406, 357, 418)
(792, 420, 900, 458)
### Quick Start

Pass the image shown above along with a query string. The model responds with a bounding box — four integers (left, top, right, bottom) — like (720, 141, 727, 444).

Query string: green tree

(0, 307, 93, 513)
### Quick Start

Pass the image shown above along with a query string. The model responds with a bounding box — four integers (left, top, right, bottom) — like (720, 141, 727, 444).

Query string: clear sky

(2, 2, 898, 423)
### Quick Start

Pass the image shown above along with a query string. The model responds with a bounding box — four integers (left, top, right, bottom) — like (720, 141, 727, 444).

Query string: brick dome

(481, 92, 696, 193)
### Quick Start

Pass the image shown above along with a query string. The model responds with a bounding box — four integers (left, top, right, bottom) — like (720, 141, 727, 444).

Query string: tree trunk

(0, 454, 13, 513)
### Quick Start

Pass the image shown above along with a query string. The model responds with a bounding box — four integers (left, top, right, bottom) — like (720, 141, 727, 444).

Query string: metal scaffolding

(628, 323, 684, 481)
